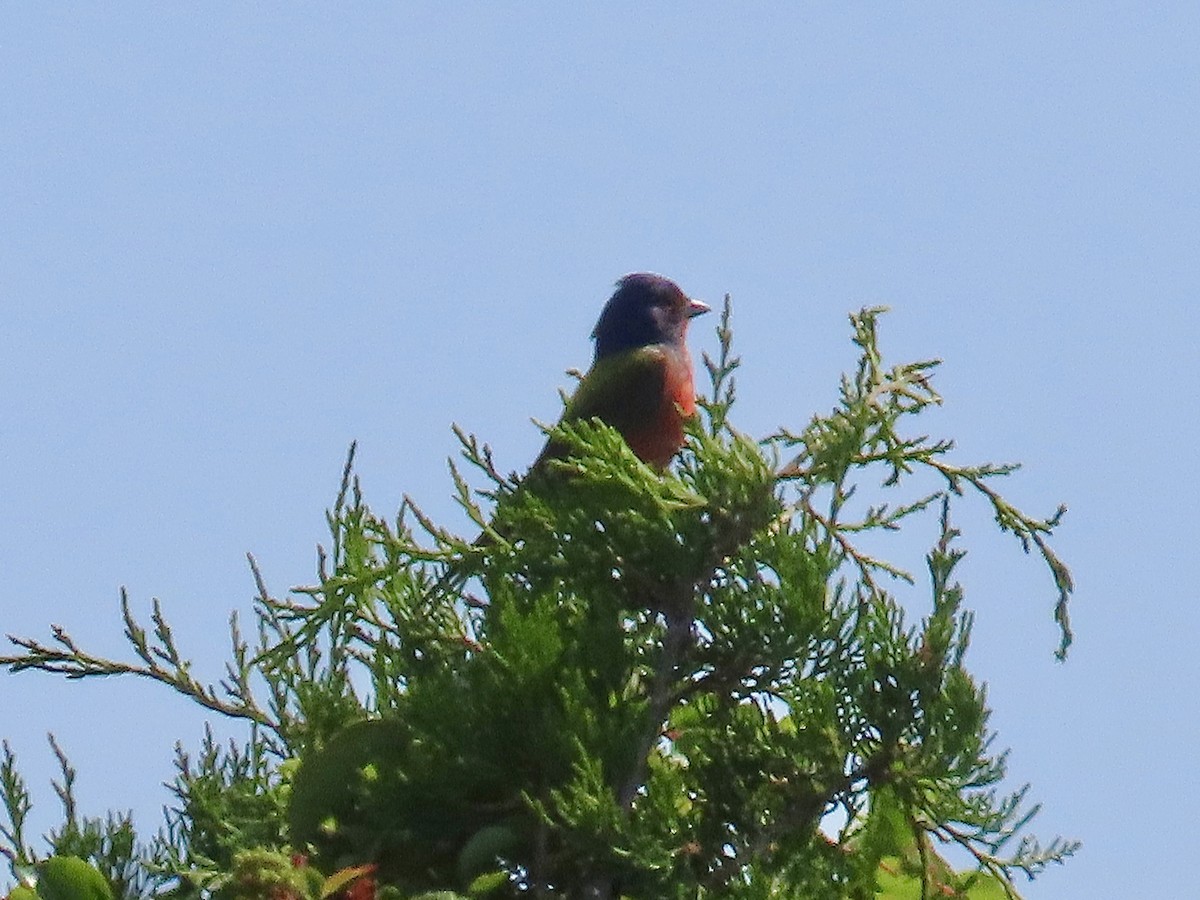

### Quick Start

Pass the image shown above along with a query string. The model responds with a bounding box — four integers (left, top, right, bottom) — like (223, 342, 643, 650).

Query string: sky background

(3, 5, 1197, 897)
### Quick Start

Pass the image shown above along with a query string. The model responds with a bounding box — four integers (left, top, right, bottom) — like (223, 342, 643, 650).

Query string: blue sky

(3, 6, 1198, 897)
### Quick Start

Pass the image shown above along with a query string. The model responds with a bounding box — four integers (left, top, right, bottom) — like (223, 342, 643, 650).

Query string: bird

(529, 272, 710, 474)
(438, 274, 709, 593)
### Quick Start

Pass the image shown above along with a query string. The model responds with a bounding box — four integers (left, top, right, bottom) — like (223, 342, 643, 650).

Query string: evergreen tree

(1, 305, 1077, 899)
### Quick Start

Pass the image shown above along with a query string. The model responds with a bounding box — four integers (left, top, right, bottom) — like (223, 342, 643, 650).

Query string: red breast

(623, 345, 697, 469)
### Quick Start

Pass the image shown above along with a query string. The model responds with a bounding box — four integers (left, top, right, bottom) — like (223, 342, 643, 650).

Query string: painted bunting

(437, 274, 708, 594)
(531, 272, 710, 473)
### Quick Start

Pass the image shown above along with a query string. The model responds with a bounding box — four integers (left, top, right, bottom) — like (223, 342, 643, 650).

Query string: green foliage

(214, 849, 323, 900)
(1, 304, 1077, 899)
(34, 856, 113, 900)
(153, 727, 289, 880)
(0, 739, 146, 900)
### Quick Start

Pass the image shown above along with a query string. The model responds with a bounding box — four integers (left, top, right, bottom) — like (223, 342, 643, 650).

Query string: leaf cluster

(1, 303, 1077, 899)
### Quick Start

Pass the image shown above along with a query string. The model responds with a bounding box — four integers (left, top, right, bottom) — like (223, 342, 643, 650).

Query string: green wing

(532, 346, 668, 469)
(563, 345, 668, 433)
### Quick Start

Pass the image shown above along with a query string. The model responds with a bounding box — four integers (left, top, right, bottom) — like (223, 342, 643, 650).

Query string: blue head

(592, 273, 709, 360)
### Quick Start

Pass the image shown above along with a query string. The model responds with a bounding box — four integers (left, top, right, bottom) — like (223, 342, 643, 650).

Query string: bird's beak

(687, 297, 711, 318)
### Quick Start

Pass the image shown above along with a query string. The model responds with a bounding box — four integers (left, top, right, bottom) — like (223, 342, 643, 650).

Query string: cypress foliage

(2, 304, 1077, 900)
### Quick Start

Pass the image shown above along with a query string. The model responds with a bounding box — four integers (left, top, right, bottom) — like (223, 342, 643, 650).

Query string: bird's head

(592, 273, 710, 359)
